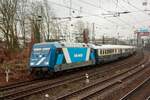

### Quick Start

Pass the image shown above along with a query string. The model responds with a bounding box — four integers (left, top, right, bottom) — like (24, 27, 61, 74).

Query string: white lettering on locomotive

(74, 54, 83, 58)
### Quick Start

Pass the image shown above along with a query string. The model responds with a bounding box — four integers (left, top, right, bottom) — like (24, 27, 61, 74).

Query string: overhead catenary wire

(112, 0, 139, 23)
(76, 0, 135, 37)
(78, 0, 133, 27)
(121, 0, 150, 29)
(122, 0, 150, 17)
(48, 0, 122, 26)
(113, 0, 135, 35)
(112, 0, 150, 30)
(48, 0, 150, 33)
(113, 0, 133, 27)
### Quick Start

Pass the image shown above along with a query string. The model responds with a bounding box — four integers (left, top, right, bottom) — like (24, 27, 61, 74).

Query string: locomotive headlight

(44, 61, 49, 65)
(39, 55, 42, 58)
(30, 62, 34, 66)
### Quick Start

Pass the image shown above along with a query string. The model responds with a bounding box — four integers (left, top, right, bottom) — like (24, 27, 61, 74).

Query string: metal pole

(102, 35, 105, 44)
(137, 32, 139, 47)
(117, 32, 119, 45)
(70, 0, 72, 18)
(92, 23, 95, 43)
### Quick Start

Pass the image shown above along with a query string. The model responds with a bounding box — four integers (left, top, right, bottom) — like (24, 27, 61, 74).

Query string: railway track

(55, 54, 149, 100)
(146, 96, 150, 100)
(1, 53, 138, 90)
(120, 76, 150, 100)
(0, 79, 46, 91)
(0, 52, 145, 100)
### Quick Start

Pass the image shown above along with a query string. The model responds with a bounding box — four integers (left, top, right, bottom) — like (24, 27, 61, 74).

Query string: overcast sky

(47, 0, 150, 39)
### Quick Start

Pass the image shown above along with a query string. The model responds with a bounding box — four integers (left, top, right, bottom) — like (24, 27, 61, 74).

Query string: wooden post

(5, 69, 10, 82)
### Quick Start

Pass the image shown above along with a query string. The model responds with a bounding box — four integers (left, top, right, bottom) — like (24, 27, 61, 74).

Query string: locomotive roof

(34, 42, 89, 48)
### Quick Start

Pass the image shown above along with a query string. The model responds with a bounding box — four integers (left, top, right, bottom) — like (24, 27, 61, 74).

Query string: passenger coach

(93, 45, 136, 64)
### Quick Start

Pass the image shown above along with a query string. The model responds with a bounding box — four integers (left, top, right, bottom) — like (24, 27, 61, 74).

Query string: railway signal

(85, 73, 89, 84)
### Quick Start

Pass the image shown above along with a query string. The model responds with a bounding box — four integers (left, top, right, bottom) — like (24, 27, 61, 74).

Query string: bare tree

(42, 0, 61, 41)
(28, 0, 60, 43)
(28, 1, 43, 43)
(0, 0, 19, 50)
(42, 0, 52, 41)
(0, 0, 61, 49)
(17, 0, 29, 47)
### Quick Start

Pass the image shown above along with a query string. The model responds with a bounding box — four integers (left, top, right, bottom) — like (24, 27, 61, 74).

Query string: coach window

(105, 50, 107, 54)
(114, 49, 116, 54)
(109, 49, 111, 54)
(107, 50, 109, 54)
(107, 49, 109, 54)
(108, 49, 110, 54)
(118, 49, 120, 53)
(110, 49, 112, 54)
(100, 50, 102, 54)
(99, 50, 101, 55)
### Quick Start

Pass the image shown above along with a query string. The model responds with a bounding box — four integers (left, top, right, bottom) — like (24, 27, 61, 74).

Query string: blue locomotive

(29, 42, 95, 74)
(29, 42, 136, 75)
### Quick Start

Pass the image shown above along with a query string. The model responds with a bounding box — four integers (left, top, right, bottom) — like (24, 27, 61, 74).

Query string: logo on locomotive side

(74, 53, 83, 58)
